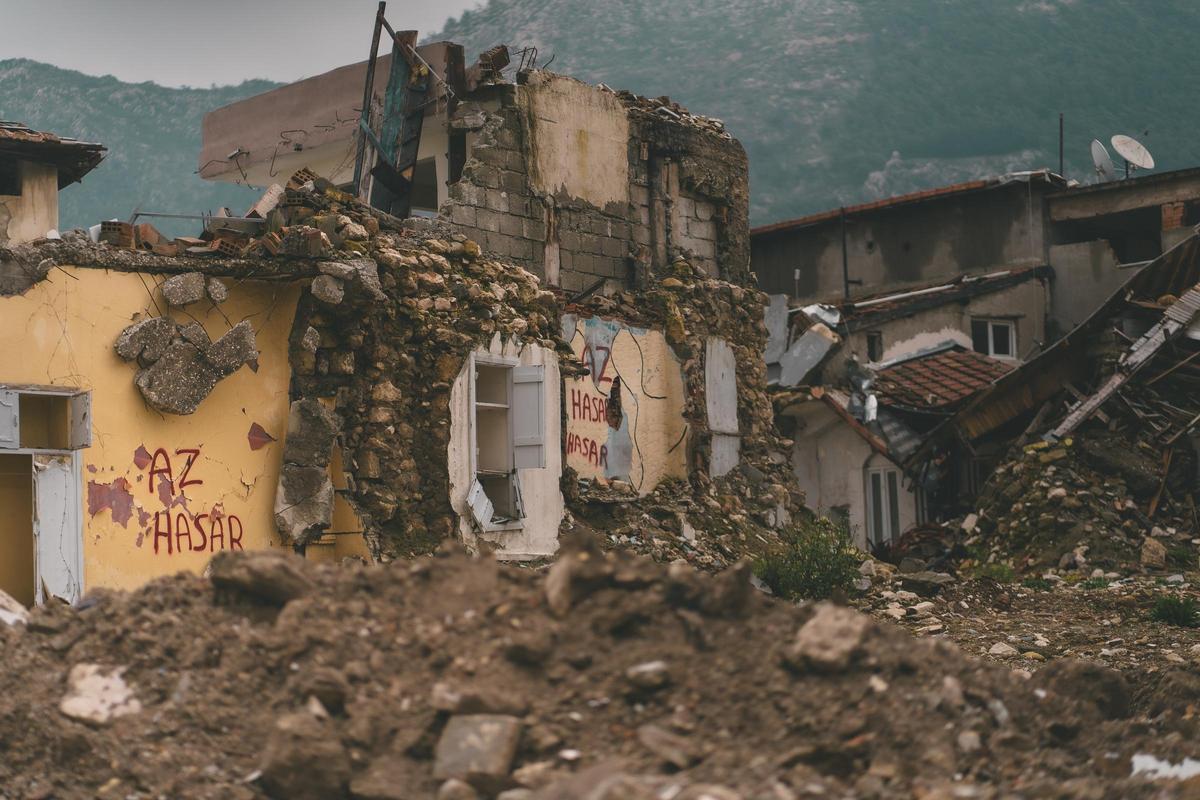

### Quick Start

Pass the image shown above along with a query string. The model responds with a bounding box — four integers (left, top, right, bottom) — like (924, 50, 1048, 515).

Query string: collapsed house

(754, 165, 1200, 549)
(0, 43, 798, 606)
(910, 231, 1200, 571)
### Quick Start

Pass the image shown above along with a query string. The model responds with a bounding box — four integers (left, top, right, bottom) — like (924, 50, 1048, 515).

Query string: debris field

(1, 540, 1198, 799)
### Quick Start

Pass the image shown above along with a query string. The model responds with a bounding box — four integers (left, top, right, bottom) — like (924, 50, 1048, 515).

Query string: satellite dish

(1111, 134, 1155, 176)
(1091, 139, 1115, 182)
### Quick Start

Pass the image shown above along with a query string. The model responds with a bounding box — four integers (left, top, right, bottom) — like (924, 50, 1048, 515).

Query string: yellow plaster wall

(563, 316, 689, 494)
(0, 266, 300, 591)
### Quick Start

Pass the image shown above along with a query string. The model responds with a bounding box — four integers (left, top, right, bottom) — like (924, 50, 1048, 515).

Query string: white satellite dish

(1090, 139, 1115, 182)
(1111, 134, 1155, 176)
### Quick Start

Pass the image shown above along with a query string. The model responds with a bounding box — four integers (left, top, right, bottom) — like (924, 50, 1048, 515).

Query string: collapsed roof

(0, 121, 106, 187)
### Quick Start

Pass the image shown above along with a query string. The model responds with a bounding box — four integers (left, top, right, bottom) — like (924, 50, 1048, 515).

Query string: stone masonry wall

(442, 72, 750, 294)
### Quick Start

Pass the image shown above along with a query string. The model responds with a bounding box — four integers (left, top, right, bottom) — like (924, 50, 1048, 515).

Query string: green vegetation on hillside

(6, 1, 1200, 231)
(0, 59, 278, 234)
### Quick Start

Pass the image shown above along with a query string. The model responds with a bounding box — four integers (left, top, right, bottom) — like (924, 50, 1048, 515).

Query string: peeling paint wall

(447, 337, 563, 559)
(0, 267, 299, 591)
(0, 162, 58, 245)
(825, 280, 1049, 377)
(524, 72, 630, 208)
(562, 314, 689, 494)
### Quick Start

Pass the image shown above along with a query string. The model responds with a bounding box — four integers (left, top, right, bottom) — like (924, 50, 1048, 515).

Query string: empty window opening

(0, 388, 92, 451)
(467, 358, 546, 530)
(971, 319, 1016, 359)
(0, 159, 19, 197)
(0, 453, 34, 607)
(866, 331, 884, 362)
(410, 157, 439, 215)
(866, 466, 902, 547)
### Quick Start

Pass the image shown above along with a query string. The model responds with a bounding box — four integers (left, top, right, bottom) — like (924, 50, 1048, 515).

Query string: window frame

(865, 465, 902, 546)
(970, 318, 1017, 360)
(466, 353, 547, 533)
(0, 385, 91, 453)
(865, 331, 884, 362)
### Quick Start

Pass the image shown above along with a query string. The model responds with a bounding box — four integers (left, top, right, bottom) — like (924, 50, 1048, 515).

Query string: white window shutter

(69, 392, 92, 449)
(511, 365, 545, 469)
(0, 390, 18, 449)
(467, 478, 494, 528)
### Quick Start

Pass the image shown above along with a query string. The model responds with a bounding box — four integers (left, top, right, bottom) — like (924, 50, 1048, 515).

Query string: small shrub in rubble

(753, 517, 858, 600)
(1150, 595, 1199, 628)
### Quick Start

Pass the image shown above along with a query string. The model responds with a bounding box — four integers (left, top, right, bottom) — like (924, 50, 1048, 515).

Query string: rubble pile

(562, 257, 802, 568)
(2, 542, 1196, 799)
(273, 179, 564, 558)
(970, 431, 1198, 574)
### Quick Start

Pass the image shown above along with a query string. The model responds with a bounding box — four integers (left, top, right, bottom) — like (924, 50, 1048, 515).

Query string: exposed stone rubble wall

(443, 71, 750, 293)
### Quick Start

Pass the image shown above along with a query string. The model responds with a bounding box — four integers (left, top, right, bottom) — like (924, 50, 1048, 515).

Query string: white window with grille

(465, 354, 546, 531)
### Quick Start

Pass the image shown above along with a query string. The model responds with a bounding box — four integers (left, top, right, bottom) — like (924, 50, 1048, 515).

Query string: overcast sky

(0, 0, 479, 87)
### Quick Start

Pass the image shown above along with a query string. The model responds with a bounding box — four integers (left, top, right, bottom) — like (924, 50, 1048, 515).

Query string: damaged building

(0, 121, 105, 247)
(0, 35, 797, 605)
(755, 164, 1200, 548)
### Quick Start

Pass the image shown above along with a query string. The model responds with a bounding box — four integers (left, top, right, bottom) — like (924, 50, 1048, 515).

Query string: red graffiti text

(567, 433, 608, 468)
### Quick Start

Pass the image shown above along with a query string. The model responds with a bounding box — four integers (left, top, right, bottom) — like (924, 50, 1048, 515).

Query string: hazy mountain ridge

(0, 59, 279, 233)
(435, 0, 1200, 224)
(5, 1, 1200, 231)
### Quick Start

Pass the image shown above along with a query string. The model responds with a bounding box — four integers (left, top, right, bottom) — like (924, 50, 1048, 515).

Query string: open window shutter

(33, 454, 83, 604)
(511, 365, 545, 469)
(68, 392, 92, 449)
(0, 390, 18, 449)
(467, 478, 494, 528)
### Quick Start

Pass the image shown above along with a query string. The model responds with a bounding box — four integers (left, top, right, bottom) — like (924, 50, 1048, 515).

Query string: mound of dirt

(970, 432, 1197, 573)
(0, 540, 1196, 799)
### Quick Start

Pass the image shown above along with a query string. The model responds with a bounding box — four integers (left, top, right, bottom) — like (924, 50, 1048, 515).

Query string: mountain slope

(434, 0, 1200, 224)
(0, 59, 279, 234)
(5, 1, 1200, 232)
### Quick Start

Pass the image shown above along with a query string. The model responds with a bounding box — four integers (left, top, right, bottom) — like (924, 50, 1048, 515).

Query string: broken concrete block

(783, 603, 870, 673)
(160, 272, 207, 306)
(283, 398, 340, 467)
(207, 320, 257, 372)
(178, 321, 211, 348)
(274, 464, 334, 545)
(133, 321, 257, 415)
(300, 326, 321, 353)
(778, 322, 840, 387)
(260, 712, 350, 800)
(114, 316, 177, 365)
(209, 551, 315, 606)
(319, 257, 386, 300)
(433, 714, 522, 781)
(59, 664, 142, 726)
(1141, 536, 1168, 570)
(311, 273, 345, 305)
(206, 277, 229, 304)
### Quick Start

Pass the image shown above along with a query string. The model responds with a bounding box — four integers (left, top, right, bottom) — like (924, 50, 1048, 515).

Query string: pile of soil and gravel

(1, 539, 1198, 799)
(969, 431, 1198, 574)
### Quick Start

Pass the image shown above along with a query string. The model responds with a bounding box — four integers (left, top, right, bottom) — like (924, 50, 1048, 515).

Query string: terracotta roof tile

(874, 348, 1014, 410)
